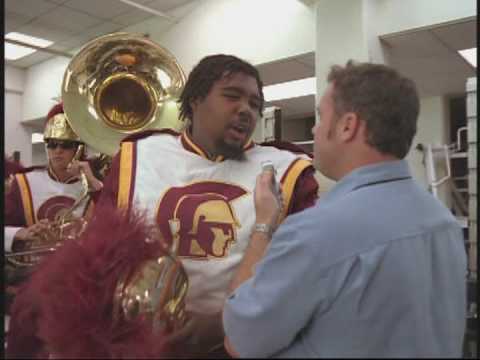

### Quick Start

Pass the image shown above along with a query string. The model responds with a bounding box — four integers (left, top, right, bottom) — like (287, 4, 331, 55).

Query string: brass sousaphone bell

(62, 32, 187, 156)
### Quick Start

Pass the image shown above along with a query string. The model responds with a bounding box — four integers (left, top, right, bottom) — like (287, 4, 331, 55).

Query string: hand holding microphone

(253, 161, 284, 237)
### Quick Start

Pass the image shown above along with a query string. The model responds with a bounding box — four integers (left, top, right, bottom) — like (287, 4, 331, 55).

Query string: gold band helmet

(44, 103, 81, 142)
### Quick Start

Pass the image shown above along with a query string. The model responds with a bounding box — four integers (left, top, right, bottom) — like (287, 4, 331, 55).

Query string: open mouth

(227, 123, 250, 140)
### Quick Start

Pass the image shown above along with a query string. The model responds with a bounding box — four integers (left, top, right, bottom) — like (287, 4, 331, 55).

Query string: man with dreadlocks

(84, 54, 318, 357)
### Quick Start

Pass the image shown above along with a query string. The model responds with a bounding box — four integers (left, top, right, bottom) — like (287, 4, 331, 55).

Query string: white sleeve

(4, 227, 22, 252)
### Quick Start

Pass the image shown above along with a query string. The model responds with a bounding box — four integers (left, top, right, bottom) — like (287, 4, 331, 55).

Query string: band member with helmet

(4, 103, 105, 309)
(91, 54, 319, 357)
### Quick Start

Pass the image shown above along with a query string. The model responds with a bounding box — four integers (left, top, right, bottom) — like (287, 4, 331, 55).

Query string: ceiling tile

(81, 21, 126, 39)
(381, 30, 449, 59)
(53, 22, 126, 52)
(5, 11, 35, 32)
(146, 0, 197, 12)
(32, 6, 104, 33)
(266, 95, 315, 120)
(128, 0, 159, 4)
(431, 19, 477, 51)
(390, 52, 474, 97)
(9, 51, 56, 69)
(14, 22, 74, 43)
(257, 57, 314, 86)
(63, 0, 134, 19)
(5, 0, 58, 18)
(111, 9, 155, 26)
(54, 34, 96, 52)
(294, 52, 315, 69)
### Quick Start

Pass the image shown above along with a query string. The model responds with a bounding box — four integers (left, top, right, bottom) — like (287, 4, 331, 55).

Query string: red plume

(7, 203, 179, 359)
(4, 155, 24, 178)
(46, 103, 64, 120)
(44, 102, 64, 130)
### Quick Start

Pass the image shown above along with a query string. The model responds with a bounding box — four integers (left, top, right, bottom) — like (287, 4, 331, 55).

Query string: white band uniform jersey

(111, 130, 316, 314)
(5, 168, 89, 250)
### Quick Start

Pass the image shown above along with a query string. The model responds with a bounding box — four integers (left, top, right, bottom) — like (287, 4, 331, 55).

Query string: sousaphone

(61, 32, 189, 335)
(62, 32, 186, 156)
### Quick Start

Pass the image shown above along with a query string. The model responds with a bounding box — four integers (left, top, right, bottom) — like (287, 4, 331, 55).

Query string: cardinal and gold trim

(181, 131, 254, 162)
(15, 173, 35, 226)
(279, 158, 312, 223)
(117, 142, 135, 211)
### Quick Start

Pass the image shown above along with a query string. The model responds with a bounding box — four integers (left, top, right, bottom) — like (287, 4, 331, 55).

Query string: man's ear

(190, 98, 199, 112)
(337, 112, 360, 142)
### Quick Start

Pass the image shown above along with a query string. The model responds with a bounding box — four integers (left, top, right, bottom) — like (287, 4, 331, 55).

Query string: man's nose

(237, 100, 255, 118)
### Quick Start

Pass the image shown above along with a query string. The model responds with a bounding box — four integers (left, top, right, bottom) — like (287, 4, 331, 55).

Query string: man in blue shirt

(223, 60, 467, 357)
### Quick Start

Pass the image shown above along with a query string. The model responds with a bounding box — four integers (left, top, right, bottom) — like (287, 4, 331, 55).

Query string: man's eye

(224, 94, 240, 99)
(249, 101, 260, 110)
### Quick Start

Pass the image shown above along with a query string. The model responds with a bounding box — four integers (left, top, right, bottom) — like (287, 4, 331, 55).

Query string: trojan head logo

(37, 195, 76, 221)
(156, 182, 247, 259)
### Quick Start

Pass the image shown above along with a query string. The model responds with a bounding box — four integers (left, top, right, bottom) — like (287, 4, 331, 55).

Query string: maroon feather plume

(4, 155, 25, 178)
(46, 103, 64, 120)
(7, 203, 179, 359)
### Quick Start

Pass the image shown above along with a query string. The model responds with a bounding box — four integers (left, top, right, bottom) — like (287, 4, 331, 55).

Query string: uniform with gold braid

(5, 103, 99, 270)
(4, 104, 93, 305)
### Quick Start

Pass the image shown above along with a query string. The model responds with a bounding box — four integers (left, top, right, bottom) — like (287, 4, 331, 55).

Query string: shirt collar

(180, 129, 254, 162)
(321, 160, 412, 203)
(47, 166, 79, 184)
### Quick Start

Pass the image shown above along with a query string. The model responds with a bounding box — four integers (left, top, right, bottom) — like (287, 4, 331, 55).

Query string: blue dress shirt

(223, 160, 467, 358)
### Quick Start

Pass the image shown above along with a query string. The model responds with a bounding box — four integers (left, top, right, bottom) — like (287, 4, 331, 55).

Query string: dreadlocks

(178, 54, 265, 123)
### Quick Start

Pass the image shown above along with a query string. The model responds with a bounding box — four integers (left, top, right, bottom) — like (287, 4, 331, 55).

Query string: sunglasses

(45, 140, 79, 150)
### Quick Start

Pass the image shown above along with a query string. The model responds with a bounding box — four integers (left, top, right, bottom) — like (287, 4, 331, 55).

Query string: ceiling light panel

(5, 43, 36, 60)
(6, 32, 54, 47)
(458, 48, 476, 68)
(264, 77, 316, 102)
(5, 32, 54, 60)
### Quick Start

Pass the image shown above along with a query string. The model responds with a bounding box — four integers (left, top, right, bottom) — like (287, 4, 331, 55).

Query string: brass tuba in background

(62, 32, 186, 156)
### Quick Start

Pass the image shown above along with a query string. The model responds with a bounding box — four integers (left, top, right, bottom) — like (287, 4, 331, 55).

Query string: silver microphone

(261, 160, 281, 199)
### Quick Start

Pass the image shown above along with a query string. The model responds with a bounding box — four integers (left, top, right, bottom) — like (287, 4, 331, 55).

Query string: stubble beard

(215, 138, 247, 161)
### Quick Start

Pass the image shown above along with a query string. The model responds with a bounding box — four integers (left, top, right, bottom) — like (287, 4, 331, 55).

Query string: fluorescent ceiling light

(264, 77, 316, 102)
(118, 0, 175, 20)
(458, 47, 476, 68)
(5, 43, 36, 60)
(32, 133, 44, 144)
(5, 32, 54, 60)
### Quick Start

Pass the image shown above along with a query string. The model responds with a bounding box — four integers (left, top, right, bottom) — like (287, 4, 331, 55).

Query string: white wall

(129, 0, 316, 73)
(407, 95, 450, 205)
(22, 56, 70, 121)
(366, 0, 476, 36)
(315, 0, 369, 101)
(5, 65, 33, 166)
